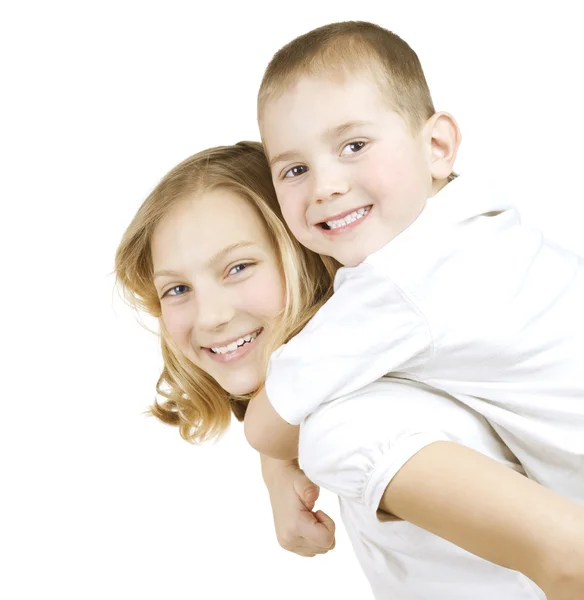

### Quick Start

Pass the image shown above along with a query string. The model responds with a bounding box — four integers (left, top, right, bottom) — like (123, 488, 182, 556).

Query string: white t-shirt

(299, 377, 546, 599)
(267, 175, 584, 500)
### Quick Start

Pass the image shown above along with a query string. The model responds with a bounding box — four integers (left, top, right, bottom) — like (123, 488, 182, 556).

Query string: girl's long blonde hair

(115, 141, 339, 443)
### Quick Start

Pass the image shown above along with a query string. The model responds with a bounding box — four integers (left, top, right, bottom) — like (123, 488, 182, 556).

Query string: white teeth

(211, 330, 259, 354)
(325, 207, 370, 229)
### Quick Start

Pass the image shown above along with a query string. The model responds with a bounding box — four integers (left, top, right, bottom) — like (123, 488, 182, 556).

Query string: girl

(115, 141, 584, 599)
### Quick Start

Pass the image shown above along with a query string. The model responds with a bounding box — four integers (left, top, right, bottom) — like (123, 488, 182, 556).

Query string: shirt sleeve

(265, 262, 433, 424)
(298, 378, 510, 518)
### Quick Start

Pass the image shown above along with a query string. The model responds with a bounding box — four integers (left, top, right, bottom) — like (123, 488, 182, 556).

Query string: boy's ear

(424, 112, 461, 180)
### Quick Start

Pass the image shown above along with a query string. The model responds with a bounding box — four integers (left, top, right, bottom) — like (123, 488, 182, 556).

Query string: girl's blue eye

(284, 165, 308, 179)
(228, 263, 251, 276)
(165, 285, 189, 297)
(341, 141, 366, 155)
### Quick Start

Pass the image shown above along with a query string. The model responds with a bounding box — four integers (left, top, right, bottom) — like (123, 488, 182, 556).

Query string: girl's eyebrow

(152, 241, 257, 280)
(206, 241, 257, 267)
(153, 268, 180, 280)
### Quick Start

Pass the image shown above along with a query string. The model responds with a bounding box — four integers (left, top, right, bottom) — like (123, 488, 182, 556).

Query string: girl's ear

(424, 112, 461, 180)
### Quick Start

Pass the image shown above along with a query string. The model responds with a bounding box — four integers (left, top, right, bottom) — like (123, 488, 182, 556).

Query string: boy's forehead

(260, 71, 392, 142)
(266, 68, 383, 106)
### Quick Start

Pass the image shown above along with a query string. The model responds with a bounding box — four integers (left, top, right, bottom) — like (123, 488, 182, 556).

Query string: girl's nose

(195, 289, 235, 332)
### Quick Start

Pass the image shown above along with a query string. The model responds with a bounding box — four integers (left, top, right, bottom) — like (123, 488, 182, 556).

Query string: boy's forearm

(244, 387, 300, 460)
(260, 454, 298, 487)
(379, 441, 584, 592)
(533, 504, 584, 597)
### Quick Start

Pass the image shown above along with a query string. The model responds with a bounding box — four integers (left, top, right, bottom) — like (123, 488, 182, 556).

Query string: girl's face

(151, 188, 286, 396)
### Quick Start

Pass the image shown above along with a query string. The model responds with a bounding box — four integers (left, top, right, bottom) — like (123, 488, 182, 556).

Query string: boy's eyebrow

(269, 150, 299, 168)
(269, 120, 372, 167)
(153, 241, 256, 280)
(326, 120, 372, 139)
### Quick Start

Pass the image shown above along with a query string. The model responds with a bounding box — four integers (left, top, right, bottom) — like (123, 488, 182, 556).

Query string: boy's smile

(261, 73, 435, 266)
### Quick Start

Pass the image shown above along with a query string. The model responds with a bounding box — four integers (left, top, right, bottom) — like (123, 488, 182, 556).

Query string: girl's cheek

(259, 269, 286, 314)
(161, 305, 192, 348)
(240, 271, 285, 316)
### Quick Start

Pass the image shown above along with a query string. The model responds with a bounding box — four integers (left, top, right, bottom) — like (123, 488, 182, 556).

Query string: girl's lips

(204, 328, 263, 364)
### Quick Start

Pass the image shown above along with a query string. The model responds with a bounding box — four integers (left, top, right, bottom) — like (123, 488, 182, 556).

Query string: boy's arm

(245, 387, 299, 460)
(379, 441, 584, 597)
(263, 266, 431, 426)
(260, 454, 335, 556)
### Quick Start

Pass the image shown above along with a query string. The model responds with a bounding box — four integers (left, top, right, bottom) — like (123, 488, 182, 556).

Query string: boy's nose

(313, 168, 350, 204)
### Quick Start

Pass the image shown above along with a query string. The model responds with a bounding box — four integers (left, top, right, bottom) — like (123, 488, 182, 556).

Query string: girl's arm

(260, 454, 336, 556)
(379, 441, 584, 598)
(245, 388, 299, 460)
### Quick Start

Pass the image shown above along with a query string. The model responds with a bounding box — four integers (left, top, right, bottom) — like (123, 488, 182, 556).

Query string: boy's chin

(335, 249, 368, 268)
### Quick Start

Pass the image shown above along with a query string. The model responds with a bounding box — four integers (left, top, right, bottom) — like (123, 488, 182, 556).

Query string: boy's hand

(263, 457, 336, 557)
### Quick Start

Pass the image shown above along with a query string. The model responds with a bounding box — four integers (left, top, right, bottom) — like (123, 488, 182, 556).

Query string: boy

(244, 21, 584, 503)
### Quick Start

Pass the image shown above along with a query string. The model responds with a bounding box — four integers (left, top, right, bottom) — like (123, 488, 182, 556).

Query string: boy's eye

(341, 141, 366, 155)
(283, 165, 308, 179)
(163, 284, 189, 298)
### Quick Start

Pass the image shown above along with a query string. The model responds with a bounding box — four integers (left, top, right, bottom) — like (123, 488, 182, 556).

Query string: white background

(2, 1, 583, 598)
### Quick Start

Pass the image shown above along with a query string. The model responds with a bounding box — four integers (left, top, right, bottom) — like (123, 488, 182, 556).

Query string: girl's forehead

(156, 189, 262, 235)
(151, 189, 274, 271)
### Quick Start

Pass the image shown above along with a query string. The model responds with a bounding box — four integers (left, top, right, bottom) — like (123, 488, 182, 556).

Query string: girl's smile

(151, 188, 285, 396)
(204, 327, 263, 363)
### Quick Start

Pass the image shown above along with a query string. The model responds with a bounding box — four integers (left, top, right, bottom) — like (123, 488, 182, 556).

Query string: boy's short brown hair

(258, 21, 435, 132)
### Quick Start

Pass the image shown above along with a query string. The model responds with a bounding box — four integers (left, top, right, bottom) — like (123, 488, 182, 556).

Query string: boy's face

(261, 73, 434, 266)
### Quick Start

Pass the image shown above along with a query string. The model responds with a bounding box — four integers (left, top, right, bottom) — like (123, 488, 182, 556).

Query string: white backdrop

(2, 1, 583, 598)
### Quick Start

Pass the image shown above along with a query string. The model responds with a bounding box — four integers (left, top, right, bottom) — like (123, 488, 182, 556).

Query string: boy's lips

(316, 205, 372, 233)
(317, 205, 372, 224)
